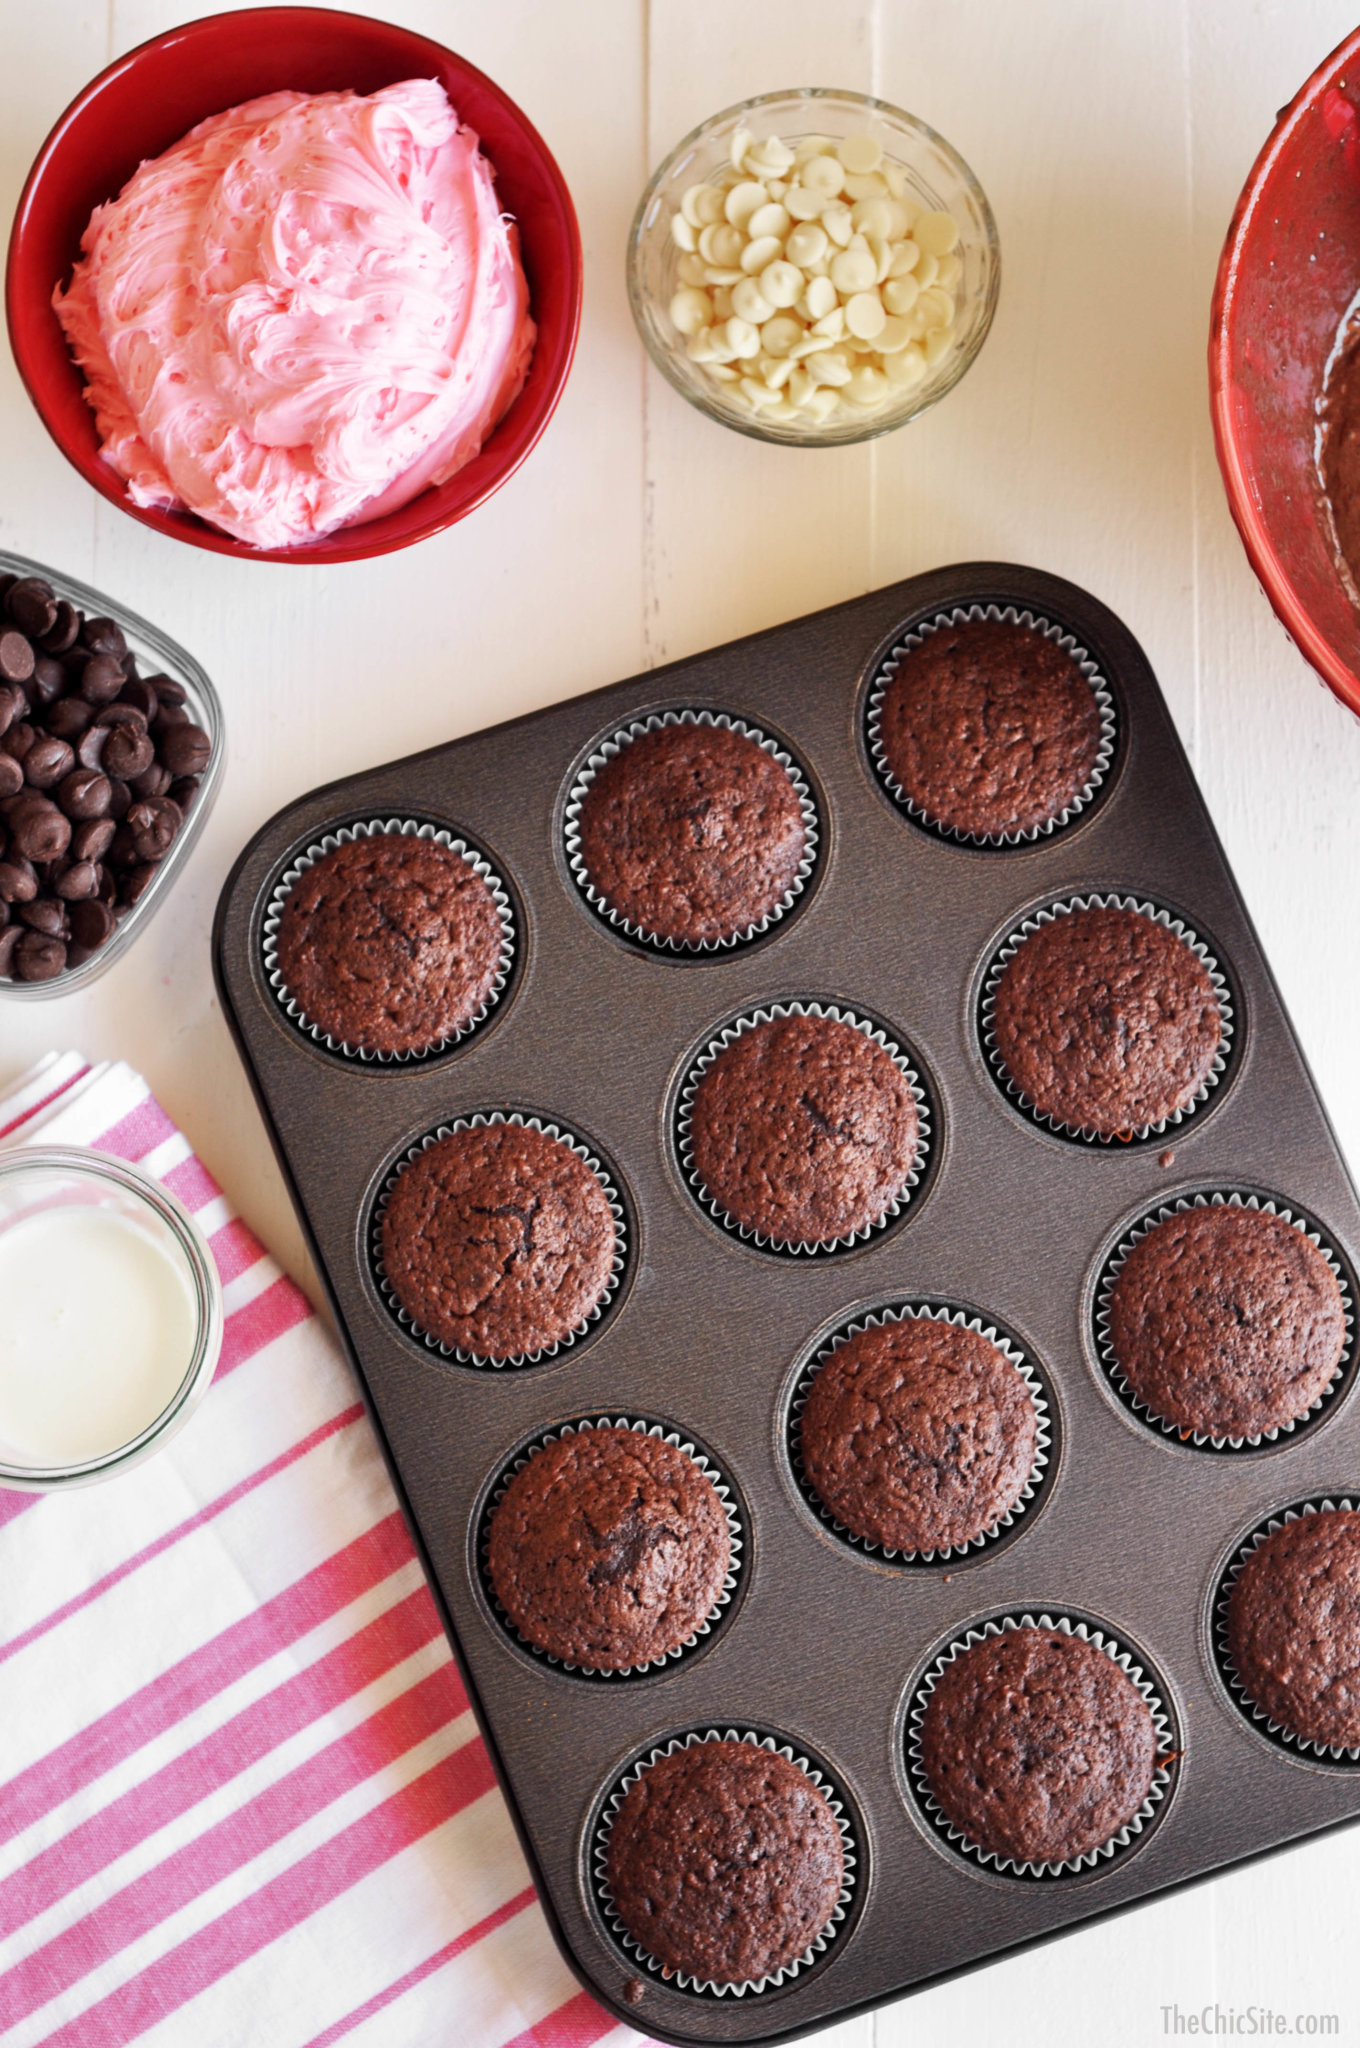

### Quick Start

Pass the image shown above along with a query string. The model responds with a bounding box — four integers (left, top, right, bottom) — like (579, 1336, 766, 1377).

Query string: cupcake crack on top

(688, 1011, 919, 1245)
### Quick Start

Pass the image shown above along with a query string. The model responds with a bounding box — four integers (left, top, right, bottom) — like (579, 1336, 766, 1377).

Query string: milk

(0, 1203, 198, 1465)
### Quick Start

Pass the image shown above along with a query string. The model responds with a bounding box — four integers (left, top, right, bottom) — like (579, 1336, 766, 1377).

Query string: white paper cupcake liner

(1095, 1192, 1355, 1451)
(979, 893, 1235, 1144)
(477, 1416, 744, 1678)
(370, 1112, 627, 1369)
(592, 1727, 859, 1997)
(905, 1611, 1178, 1879)
(676, 1001, 933, 1256)
(866, 603, 1118, 847)
(1213, 1497, 1360, 1765)
(262, 817, 515, 1064)
(788, 1302, 1052, 1562)
(563, 708, 821, 953)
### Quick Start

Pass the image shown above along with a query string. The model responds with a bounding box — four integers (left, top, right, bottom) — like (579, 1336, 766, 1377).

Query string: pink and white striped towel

(0, 1053, 644, 2048)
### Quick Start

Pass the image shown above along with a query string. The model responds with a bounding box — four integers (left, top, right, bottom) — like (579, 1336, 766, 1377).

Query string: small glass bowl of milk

(0, 1148, 223, 1488)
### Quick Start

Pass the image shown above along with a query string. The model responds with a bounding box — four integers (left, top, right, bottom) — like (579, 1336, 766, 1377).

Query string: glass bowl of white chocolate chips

(628, 89, 999, 443)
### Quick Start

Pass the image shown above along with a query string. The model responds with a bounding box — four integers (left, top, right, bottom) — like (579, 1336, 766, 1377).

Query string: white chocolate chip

(935, 252, 963, 291)
(851, 197, 895, 240)
(846, 364, 891, 405)
(915, 286, 954, 331)
(875, 314, 913, 353)
(747, 135, 795, 176)
(845, 289, 886, 340)
(740, 234, 783, 275)
(867, 233, 893, 283)
(888, 240, 921, 277)
(671, 214, 697, 253)
(838, 132, 883, 175)
(801, 274, 838, 321)
(668, 286, 712, 335)
(805, 348, 852, 386)
(923, 327, 954, 366)
(802, 153, 846, 199)
(702, 265, 744, 287)
(884, 342, 928, 385)
(728, 126, 754, 170)
(795, 134, 835, 162)
(748, 201, 791, 240)
(810, 305, 847, 342)
(725, 180, 769, 229)
(762, 353, 796, 388)
(914, 250, 939, 289)
(731, 277, 775, 325)
(882, 274, 920, 316)
(760, 313, 804, 356)
(882, 161, 907, 199)
(724, 316, 761, 358)
(710, 286, 735, 320)
(802, 386, 841, 422)
(759, 260, 804, 309)
(822, 202, 854, 248)
(915, 209, 960, 256)
(783, 183, 824, 221)
(785, 221, 828, 268)
(708, 361, 739, 382)
(685, 327, 719, 362)
(829, 246, 877, 295)
(698, 221, 743, 268)
(677, 253, 710, 287)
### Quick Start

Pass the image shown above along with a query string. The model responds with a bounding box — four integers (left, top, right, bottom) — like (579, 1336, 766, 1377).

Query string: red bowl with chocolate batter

(6, 8, 582, 564)
(1211, 26, 1360, 721)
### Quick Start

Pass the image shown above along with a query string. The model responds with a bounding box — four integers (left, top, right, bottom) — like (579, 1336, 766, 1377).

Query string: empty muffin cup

(979, 894, 1234, 1145)
(476, 1415, 744, 1678)
(591, 1726, 859, 1997)
(904, 1611, 1178, 1878)
(1094, 1192, 1354, 1451)
(866, 603, 1117, 846)
(676, 1000, 933, 1255)
(261, 817, 515, 1063)
(787, 1302, 1052, 1564)
(1213, 1497, 1360, 1766)
(370, 1111, 627, 1368)
(563, 708, 820, 953)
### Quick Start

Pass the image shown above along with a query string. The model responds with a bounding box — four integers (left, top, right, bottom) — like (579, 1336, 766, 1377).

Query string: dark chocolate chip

(0, 895, 8, 926)
(125, 797, 181, 861)
(0, 631, 34, 685)
(39, 601, 80, 655)
(81, 616, 126, 657)
(19, 897, 68, 938)
(45, 698, 93, 741)
(2, 722, 35, 763)
(14, 930, 67, 981)
(57, 768, 111, 820)
(69, 897, 116, 949)
(168, 776, 200, 811)
(107, 824, 138, 869)
(7, 798, 71, 863)
(117, 677, 159, 720)
(119, 863, 159, 906)
(0, 925, 20, 976)
(6, 580, 56, 640)
(53, 860, 99, 901)
(29, 656, 65, 709)
(23, 735, 74, 790)
(150, 675, 187, 707)
(96, 862, 117, 902)
(101, 724, 154, 780)
(159, 723, 210, 777)
(94, 702, 146, 731)
(79, 654, 126, 706)
(106, 776, 130, 821)
(129, 762, 172, 800)
(0, 683, 26, 736)
(0, 858, 38, 902)
(76, 725, 108, 771)
(71, 816, 115, 862)
(0, 756, 22, 802)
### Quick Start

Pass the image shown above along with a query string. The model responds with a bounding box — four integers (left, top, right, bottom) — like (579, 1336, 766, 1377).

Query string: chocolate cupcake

(681, 1005, 925, 1250)
(567, 713, 815, 949)
(376, 1116, 620, 1362)
(1225, 1508, 1360, 1751)
(602, 1736, 848, 1988)
(1104, 1199, 1349, 1443)
(485, 1424, 735, 1672)
(798, 1314, 1041, 1555)
(267, 823, 512, 1059)
(869, 609, 1113, 841)
(916, 1623, 1162, 1869)
(987, 899, 1225, 1138)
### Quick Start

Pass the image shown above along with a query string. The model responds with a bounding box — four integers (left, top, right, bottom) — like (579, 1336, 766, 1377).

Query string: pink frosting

(53, 80, 536, 549)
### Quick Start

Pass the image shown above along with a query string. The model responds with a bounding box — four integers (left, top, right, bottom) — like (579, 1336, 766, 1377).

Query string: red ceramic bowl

(5, 7, 582, 564)
(1210, 24, 1360, 720)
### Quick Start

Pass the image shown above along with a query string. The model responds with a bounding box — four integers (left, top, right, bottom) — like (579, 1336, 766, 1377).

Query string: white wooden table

(4, 3, 1360, 2041)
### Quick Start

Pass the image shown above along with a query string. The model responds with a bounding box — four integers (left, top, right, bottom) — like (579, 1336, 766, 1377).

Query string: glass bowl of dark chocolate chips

(0, 550, 221, 992)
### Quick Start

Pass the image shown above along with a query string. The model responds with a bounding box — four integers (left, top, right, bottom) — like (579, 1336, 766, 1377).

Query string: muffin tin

(213, 562, 1360, 2045)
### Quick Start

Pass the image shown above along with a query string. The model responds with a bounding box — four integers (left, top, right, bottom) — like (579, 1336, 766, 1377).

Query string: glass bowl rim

(626, 84, 1001, 449)
(0, 1144, 225, 1488)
